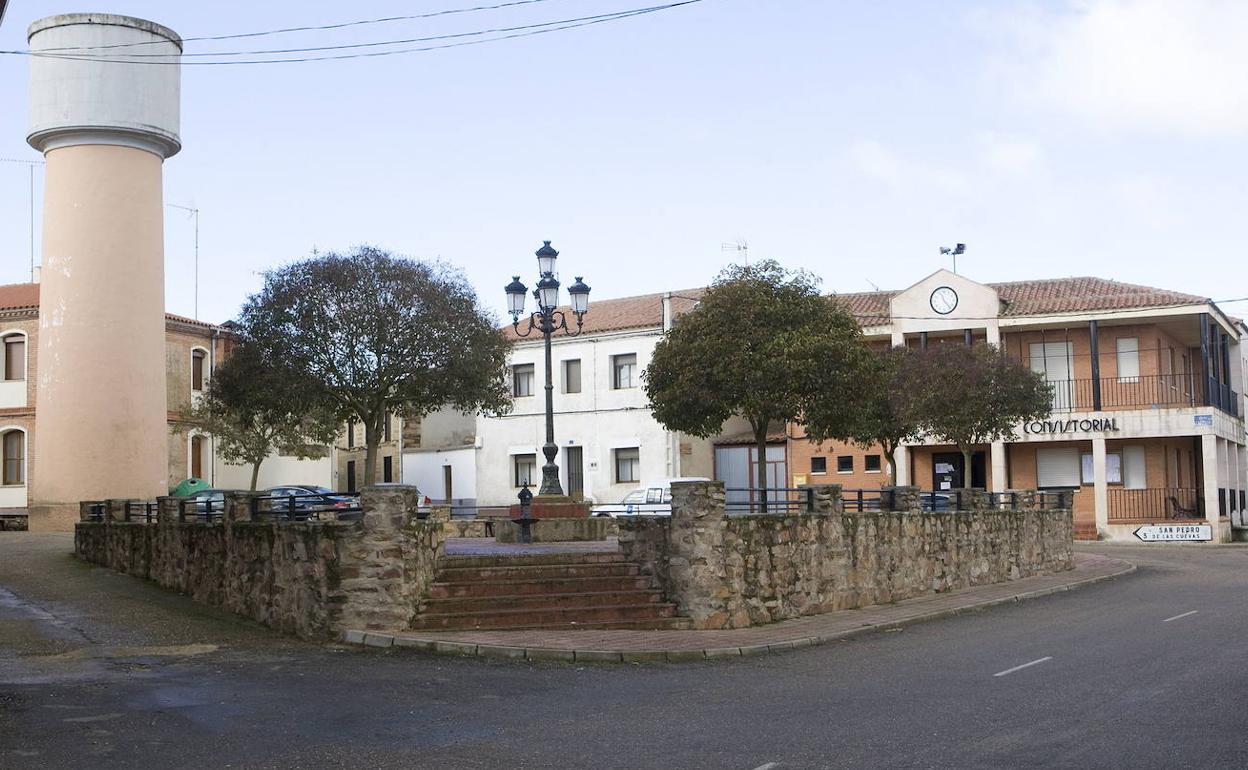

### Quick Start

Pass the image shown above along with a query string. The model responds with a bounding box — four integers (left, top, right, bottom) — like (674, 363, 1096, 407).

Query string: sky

(0, 0, 1245, 324)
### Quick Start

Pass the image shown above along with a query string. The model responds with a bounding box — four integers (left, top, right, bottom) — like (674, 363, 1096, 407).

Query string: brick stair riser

(425, 590, 663, 615)
(409, 603, 677, 631)
(441, 553, 625, 569)
(433, 618, 692, 632)
(429, 576, 653, 599)
(435, 563, 639, 582)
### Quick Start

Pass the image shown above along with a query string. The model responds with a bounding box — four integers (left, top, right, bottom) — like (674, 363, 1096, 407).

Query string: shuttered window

(3, 335, 25, 381)
(1116, 338, 1139, 383)
(1036, 447, 1081, 488)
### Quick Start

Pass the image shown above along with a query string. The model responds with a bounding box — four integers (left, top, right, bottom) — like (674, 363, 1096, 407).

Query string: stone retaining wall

(73, 485, 443, 639)
(619, 482, 1074, 630)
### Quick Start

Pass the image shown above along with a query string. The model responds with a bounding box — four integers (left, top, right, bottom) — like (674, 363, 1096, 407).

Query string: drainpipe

(209, 326, 220, 486)
(1089, 320, 1102, 411)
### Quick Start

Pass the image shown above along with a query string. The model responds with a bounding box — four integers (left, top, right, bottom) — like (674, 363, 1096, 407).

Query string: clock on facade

(930, 286, 958, 315)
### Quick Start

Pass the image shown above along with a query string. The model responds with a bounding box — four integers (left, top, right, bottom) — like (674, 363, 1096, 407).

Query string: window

(612, 354, 637, 389)
(865, 455, 882, 473)
(512, 364, 535, 397)
(383, 455, 393, 483)
(1081, 452, 1123, 485)
(2, 430, 23, 485)
(347, 421, 355, 449)
(1123, 446, 1146, 490)
(1116, 337, 1139, 383)
(563, 359, 582, 394)
(1037, 447, 1080, 488)
(614, 447, 640, 483)
(810, 457, 827, 475)
(3, 334, 24, 381)
(514, 454, 536, 487)
(190, 435, 204, 479)
(346, 460, 357, 493)
(191, 349, 206, 391)
(837, 456, 854, 474)
(384, 413, 392, 442)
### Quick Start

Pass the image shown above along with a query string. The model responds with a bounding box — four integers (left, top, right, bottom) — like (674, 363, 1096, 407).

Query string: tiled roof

(503, 287, 705, 341)
(835, 277, 1210, 325)
(0, 282, 225, 329)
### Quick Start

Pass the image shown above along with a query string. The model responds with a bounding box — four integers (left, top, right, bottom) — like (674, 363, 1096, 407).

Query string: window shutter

(1037, 447, 1080, 487)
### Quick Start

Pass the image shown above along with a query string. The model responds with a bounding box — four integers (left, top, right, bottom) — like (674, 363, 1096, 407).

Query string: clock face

(930, 286, 958, 315)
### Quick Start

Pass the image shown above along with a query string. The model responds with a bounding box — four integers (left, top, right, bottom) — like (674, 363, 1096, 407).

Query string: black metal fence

(249, 492, 364, 522)
(842, 488, 893, 512)
(1043, 374, 1239, 417)
(724, 487, 813, 515)
(1107, 487, 1202, 521)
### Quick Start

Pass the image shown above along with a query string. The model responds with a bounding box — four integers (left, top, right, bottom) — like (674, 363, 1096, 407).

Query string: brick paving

(347, 552, 1135, 662)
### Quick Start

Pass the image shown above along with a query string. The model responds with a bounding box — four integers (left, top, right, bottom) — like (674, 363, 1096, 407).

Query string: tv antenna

(721, 238, 749, 264)
(167, 203, 200, 319)
(939, 243, 966, 274)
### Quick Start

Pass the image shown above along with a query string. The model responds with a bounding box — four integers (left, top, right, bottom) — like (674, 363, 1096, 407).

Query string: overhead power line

(1, 1, 705, 66)
(38, 0, 568, 51)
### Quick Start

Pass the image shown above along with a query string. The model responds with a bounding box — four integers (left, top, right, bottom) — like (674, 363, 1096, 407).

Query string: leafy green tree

(182, 342, 340, 490)
(806, 344, 922, 486)
(897, 342, 1052, 484)
(237, 247, 513, 485)
(644, 260, 868, 509)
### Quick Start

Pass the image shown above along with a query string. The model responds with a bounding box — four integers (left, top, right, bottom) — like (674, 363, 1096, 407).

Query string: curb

(341, 557, 1136, 663)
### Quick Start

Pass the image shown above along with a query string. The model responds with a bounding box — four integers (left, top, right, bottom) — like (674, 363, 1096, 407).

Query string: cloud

(847, 140, 971, 194)
(982, 0, 1248, 137)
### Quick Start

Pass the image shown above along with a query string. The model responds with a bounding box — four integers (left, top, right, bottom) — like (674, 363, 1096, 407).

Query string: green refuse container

(172, 478, 209, 497)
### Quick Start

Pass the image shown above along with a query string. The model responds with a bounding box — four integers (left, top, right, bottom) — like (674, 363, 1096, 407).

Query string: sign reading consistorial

(1133, 524, 1212, 542)
(1023, 417, 1121, 435)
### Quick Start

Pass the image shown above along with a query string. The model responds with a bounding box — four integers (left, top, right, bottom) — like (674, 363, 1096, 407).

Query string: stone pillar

(990, 441, 1007, 492)
(224, 492, 261, 525)
(156, 496, 179, 526)
(799, 484, 842, 514)
(26, 14, 182, 532)
(361, 484, 419, 532)
(883, 486, 920, 513)
(1092, 438, 1109, 532)
(666, 480, 739, 628)
(106, 499, 130, 523)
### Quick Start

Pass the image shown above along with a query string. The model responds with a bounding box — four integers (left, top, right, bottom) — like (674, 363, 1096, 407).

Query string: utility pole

(167, 203, 200, 319)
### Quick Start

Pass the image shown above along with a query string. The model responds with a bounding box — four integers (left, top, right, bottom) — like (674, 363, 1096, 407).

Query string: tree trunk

(753, 419, 769, 514)
(363, 415, 380, 487)
(960, 445, 974, 489)
(249, 460, 262, 492)
(884, 441, 899, 487)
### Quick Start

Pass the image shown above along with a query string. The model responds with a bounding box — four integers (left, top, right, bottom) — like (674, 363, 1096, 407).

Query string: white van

(591, 477, 712, 517)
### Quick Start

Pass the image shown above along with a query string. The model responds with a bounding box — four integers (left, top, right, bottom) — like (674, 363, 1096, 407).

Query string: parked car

(591, 477, 712, 517)
(264, 485, 358, 513)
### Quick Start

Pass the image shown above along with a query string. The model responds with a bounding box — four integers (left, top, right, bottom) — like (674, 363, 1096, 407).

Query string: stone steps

(434, 561, 640, 582)
(415, 552, 683, 631)
(425, 589, 664, 615)
(429, 575, 654, 599)
(410, 601, 680, 631)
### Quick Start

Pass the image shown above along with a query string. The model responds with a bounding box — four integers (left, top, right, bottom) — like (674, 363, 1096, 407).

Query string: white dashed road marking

(751, 763, 780, 770)
(993, 657, 1052, 677)
(1163, 610, 1199, 623)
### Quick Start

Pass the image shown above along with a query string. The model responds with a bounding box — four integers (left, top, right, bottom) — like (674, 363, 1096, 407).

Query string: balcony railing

(1044, 374, 1239, 417)
(1106, 487, 1202, 522)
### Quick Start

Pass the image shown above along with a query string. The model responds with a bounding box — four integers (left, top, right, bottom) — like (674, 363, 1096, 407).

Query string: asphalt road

(2, 533, 1247, 769)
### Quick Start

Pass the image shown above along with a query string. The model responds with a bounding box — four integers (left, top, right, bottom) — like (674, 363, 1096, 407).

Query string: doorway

(565, 446, 584, 501)
(443, 465, 454, 502)
(931, 451, 986, 490)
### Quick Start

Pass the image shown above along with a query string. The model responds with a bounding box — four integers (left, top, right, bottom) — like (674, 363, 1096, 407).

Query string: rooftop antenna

(721, 238, 749, 265)
(866, 278, 881, 291)
(939, 242, 966, 274)
(167, 203, 200, 319)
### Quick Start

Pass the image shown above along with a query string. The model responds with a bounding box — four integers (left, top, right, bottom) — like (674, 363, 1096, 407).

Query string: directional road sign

(1133, 524, 1213, 542)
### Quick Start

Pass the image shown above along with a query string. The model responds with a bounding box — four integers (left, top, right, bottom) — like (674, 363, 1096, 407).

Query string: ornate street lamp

(506, 241, 591, 497)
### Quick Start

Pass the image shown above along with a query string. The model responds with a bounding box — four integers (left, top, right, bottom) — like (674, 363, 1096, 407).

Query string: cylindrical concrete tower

(27, 14, 181, 531)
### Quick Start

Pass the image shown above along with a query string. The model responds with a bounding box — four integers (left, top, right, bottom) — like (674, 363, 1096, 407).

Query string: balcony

(1045, 374, 1239, 417)
(1107, 487, 1202, 522)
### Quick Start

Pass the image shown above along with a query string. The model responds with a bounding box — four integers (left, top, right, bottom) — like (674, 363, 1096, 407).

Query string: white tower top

(27, 13, 182, 158)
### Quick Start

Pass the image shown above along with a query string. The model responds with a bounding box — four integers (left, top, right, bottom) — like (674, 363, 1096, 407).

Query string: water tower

(26, 14, 181, 530)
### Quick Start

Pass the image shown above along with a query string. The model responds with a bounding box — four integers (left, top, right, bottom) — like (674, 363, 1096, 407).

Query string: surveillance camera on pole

(939, 243, 966, 273)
